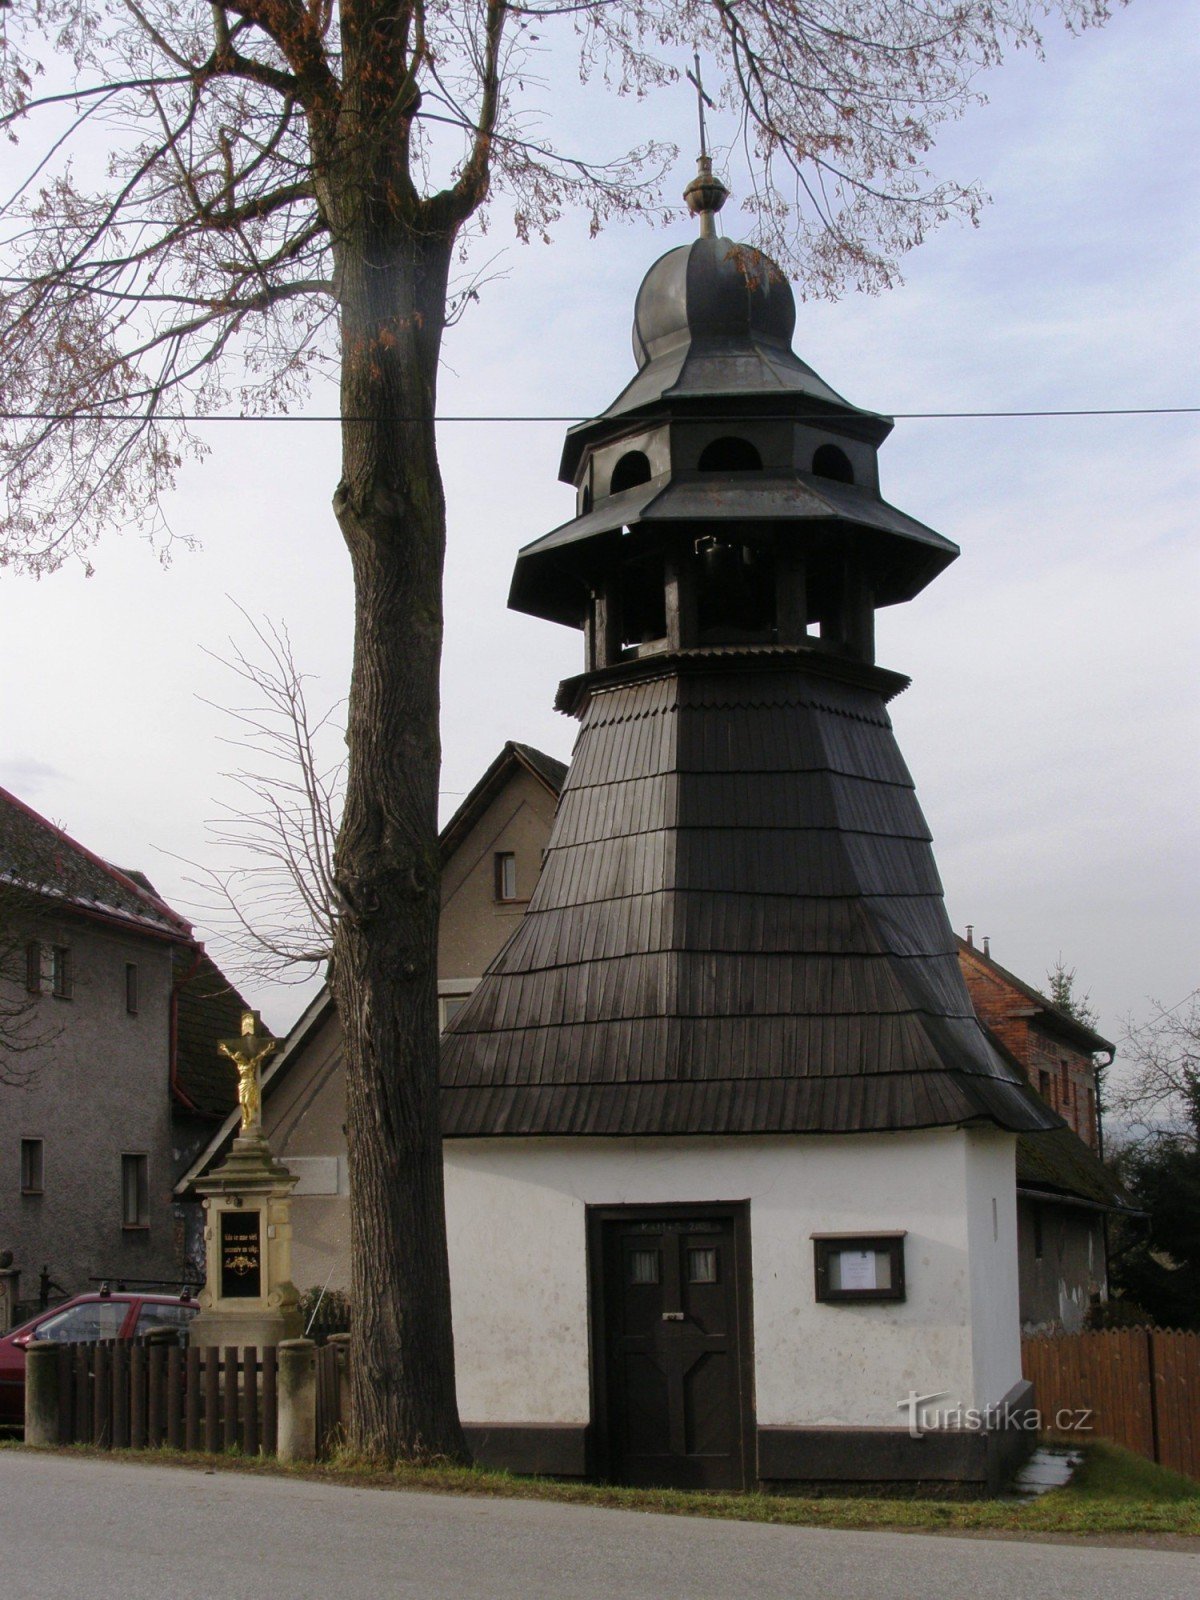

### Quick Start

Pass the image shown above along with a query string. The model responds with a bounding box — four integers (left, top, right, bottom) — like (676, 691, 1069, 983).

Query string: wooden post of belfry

(190, 1010, 301, 1356)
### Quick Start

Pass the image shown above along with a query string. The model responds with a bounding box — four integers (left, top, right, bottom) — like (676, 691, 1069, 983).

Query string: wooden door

(594, 1209, 752, 1489)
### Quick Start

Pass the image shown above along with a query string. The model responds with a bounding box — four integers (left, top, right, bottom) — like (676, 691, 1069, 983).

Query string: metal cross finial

(685, 52, 715, 161)
(682, 54, 728, 238)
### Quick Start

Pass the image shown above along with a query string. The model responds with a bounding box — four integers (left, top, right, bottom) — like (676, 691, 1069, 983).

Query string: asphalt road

(3, 1451, 1197, 1600)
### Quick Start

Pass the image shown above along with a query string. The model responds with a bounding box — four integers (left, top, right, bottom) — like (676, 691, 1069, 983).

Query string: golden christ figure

(218, 1010, 277, 1136)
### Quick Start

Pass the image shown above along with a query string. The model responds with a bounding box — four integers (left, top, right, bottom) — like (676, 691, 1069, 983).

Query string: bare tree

(0, 803, 76, 1079)
(0, 887, 59, 1079)
(1114, 993, 1200, 1145)
(192, 612, 344, 983)
(0, 0, 1122, 1460)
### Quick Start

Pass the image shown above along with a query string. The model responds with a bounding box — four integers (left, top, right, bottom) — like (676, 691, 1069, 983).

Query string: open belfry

(439, 162, 1059, 1493)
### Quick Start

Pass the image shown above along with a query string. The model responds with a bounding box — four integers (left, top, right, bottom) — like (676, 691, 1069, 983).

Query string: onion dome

(632, 236, 796, 367)
(511, 160, 957, 637)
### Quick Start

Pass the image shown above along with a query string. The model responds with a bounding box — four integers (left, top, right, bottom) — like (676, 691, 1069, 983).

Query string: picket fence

(50, 1339, 278, 1455)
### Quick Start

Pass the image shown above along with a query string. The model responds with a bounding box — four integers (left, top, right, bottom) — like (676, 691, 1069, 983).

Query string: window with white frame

(494, 850, 518, 901)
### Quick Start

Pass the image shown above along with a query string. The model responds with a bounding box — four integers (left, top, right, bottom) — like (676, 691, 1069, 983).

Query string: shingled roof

(172, 946, 262, 1118)
(0, 784, 191, 941)
(1016, 1125, 1140, 1214)
(441, 653, 1061, 1139)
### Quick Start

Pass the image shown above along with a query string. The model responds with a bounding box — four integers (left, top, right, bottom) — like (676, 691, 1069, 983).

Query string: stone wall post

(276, 1337, 316, 1463)
(328, 1331, 352, 1444)
(0, 1263, 19, 1334)
(25, 1342, 61, 1446)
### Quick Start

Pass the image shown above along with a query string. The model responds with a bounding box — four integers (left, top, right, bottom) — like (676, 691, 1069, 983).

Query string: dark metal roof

(558, 236, 892, 480)
(441, 655, 1060, 1139)
(510, 475, 957, 630)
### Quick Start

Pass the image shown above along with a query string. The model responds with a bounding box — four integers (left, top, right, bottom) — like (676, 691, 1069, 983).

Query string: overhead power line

(0, 406, 1196, 425)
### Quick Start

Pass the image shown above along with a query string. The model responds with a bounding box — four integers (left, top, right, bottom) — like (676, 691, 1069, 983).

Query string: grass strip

(5, 1438, 1198, 1537)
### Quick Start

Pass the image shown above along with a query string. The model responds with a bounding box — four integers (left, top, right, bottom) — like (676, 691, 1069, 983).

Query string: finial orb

(684, 156, 728, 237)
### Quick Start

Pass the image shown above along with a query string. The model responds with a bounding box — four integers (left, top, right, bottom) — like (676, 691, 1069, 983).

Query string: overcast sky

(1, 5, 1195, 1077)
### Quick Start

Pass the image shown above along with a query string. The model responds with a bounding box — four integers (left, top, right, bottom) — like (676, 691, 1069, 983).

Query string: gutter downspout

(1094, 1045, 1115, 1305)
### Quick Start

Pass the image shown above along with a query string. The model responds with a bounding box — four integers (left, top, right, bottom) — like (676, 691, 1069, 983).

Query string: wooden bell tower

(443, 166, 1054, 1147)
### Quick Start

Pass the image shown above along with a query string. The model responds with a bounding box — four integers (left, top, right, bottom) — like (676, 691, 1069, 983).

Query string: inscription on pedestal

(220, 1210, 262, 1298)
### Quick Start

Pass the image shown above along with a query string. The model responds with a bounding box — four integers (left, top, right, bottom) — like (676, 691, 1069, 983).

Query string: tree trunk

(330, 212, 468, 1462)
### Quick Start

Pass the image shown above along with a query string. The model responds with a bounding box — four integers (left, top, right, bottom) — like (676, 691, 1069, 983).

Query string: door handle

(661, 1311, 685, 1321)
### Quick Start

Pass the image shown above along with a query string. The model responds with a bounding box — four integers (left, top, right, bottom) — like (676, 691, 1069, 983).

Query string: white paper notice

(838, 1249, 878, 1291)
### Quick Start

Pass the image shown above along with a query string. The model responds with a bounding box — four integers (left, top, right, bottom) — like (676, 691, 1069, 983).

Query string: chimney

(983, 936, 991, 958)
(965, 924, 974, 948)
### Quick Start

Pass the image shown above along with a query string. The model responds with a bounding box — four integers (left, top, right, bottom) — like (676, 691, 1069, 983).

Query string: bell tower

(442, 168, 1054, 1146)
(509, 160, 957, 682)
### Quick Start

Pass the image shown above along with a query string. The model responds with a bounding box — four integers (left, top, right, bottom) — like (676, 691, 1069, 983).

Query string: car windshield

(134, 1303, 198, 1338)
(33, 1300, 128, 1342)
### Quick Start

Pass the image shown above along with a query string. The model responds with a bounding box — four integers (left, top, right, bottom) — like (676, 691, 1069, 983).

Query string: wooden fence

(315, 1339, 350, 1457)
(1022, 1327, 1200, 1479)
(51, 1340, 278, 1456)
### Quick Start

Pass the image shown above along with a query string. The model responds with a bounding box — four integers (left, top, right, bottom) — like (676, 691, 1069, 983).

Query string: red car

(0, 1289, 199, 1427)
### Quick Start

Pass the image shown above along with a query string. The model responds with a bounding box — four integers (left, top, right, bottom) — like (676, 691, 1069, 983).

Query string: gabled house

(955, 934, 1137, 1331)
(175, 740, 567, 1289)
(0, 784, 252, 1314)
(957, 934, 1111, 1149)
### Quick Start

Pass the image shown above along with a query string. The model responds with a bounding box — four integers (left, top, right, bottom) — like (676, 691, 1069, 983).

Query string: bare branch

(178, 605, 345, 984)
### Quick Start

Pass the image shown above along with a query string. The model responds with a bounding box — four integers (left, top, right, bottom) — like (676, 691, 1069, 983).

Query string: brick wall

(957, 946, 1099, 1150)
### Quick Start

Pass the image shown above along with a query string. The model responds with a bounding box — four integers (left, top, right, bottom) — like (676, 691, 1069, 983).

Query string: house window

(1060, 1060, 1071, 1106)
(24, 942, 72, 998)
(20, 1138, 44, 1195)
(1038, 1069, 1051, 1101)
(812, 1233, 906, 1303)
(439, 993, 471, 1032)
(50, 946, 72, 999)
(494, 851, 518, 902)
(125, 963, 139, 1016)
(121, 1153, 149, 1229)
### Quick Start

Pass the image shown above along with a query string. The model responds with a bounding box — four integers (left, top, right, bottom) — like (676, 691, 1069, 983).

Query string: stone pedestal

(190, 1131, 302, 1349)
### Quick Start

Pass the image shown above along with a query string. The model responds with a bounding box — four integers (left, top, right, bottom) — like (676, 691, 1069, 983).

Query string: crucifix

(218, 1009, 277, 1136)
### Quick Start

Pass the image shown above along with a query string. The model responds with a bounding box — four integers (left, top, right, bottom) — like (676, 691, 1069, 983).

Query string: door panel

(599, 1211, 750, 1489)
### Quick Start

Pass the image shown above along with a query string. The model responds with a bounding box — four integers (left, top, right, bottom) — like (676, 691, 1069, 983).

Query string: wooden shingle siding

(441, 654, 1058, 1139)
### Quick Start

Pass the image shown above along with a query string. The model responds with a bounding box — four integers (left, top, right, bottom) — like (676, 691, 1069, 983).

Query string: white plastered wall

(444, 1129, 1022, 1431)
(964, 1127, 1023, 1407)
